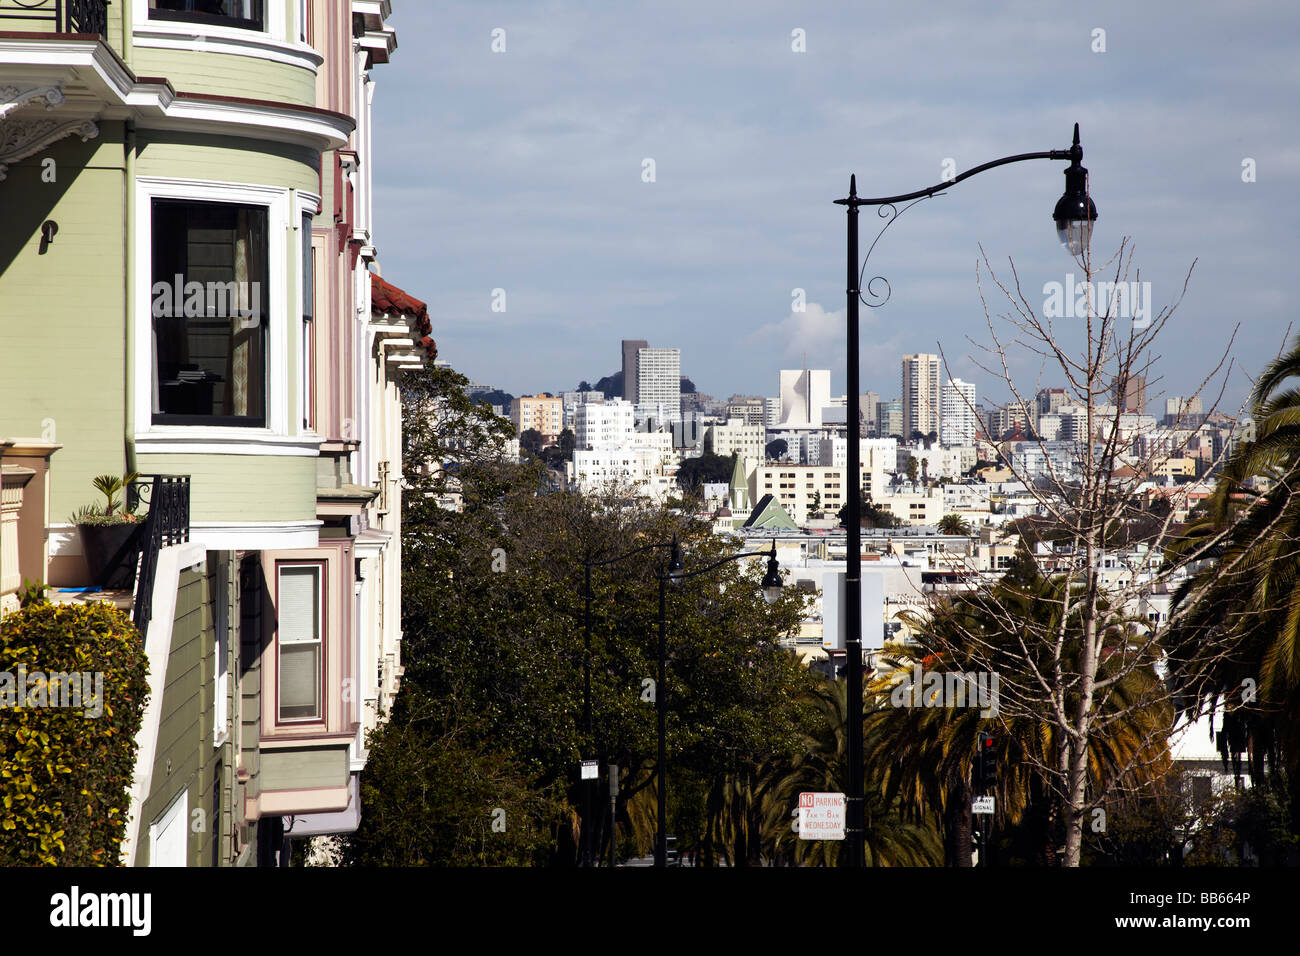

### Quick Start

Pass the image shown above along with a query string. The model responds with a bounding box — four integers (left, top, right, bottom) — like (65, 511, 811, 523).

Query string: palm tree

(764, 680, 944, 866)
(1168, 335, 1300, 796)
(868, 549, 1172, 865)
(937, 514, 973, 536)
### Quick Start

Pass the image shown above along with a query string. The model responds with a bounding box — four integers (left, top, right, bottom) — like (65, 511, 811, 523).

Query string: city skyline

(373, 1, 1296, 417)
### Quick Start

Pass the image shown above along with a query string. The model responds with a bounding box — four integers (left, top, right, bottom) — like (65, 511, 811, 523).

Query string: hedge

(0, 600, 149, 865)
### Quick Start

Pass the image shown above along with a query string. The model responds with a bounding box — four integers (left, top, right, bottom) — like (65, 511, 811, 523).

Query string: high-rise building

(1113, 373, 1146, 414)
(901, 354, 941, 439)
(940, 378, 978, 446)
(1164, 396, 1204, 425)
(636, 347, 681, 420)
(1037, 387, 1069, 418)
(860, 391, 880, 436)
(575, 399, 635, 449)
(876, 399, 904, 438)
(621, 338, 648, 402)
(779, 369, 832, 428)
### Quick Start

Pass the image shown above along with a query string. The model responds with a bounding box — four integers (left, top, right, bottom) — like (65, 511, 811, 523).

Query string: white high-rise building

(940, 378, 978, 446)
(575, 399, 635, 449)
(636, 348, 681, 421)
(779, 369, 832, 428)
(902, 354, 941, 439)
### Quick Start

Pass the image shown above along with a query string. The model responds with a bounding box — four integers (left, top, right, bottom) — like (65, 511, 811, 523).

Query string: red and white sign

(797, 791, 846, 841)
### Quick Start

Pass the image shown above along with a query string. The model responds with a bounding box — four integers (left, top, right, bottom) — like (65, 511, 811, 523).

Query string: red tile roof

(371, 273, 437, 360)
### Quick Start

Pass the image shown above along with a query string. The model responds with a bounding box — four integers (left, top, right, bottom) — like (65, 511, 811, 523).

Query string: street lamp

(653, 539, 782, 867)
(581, 538, 676, 867)
(834, 122, 1096, 868)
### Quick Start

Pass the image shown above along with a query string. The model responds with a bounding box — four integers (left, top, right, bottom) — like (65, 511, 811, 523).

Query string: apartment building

(901, 354, 941, 439)
(0, 0, 426, 866)
(705, 418, 765, 461)
(939, 378, 977, 446)
(749, 463, 884, 526)
(511, 394, 564, 443)
(575, 399, 634, 449)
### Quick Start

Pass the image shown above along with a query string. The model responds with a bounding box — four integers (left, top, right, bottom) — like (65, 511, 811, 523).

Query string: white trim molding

(0, 38, 351, 152)
(134, 431, 324, 457)
(134, 176, 291, 441)
(188, 519, 321, 550)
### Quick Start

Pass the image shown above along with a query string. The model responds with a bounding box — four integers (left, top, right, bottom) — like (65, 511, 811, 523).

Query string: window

(149, 0, 264, 31)
(277, 564, 323, 721)
(151, 199, 268, 426)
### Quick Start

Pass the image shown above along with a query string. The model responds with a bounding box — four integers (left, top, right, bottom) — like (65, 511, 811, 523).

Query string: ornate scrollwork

(0, 83, 65, 121)
(858, 195, 936, 308)
(0, 116, 98, 181)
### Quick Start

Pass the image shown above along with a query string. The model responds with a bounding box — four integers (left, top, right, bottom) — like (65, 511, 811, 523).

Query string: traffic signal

(975, 731, 996, 790)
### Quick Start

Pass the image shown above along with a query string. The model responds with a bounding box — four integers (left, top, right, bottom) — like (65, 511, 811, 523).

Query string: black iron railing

(128, 474, 191, 635)
(0, 0, 109, 36)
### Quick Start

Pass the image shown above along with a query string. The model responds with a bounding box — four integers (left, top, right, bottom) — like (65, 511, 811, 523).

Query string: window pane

(152, 200, 267, 425)
(279, 566, 319, 643)
(280, 644, 319, 719)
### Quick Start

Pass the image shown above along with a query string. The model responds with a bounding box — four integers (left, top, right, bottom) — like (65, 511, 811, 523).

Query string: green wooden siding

(0, 124, 128, 522)
(135, 131, 319, 190)
(130, 49, 316, 108)
(136, 452, 317, 523)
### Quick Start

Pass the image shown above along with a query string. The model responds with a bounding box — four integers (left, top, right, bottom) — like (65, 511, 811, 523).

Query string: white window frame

(135, 176, 292, 450)
(276, 561, 325, 724)
(294, 191, 322, 436)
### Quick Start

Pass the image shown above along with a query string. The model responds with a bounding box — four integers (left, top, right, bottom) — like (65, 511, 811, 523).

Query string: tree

(1166, 335, 1300, 823)
(934, 238, 1236, 866)
(345, 369, 814, 865)
(937, 514, 972, 536)
(765, 439, 788, 462)
(676, 452, 735, 494)
(905, 458, 918, 485)
(867, 550, 1172, 866)
(519, 427, 545, 458)
(577, 380, 594, 392)
(593, 371, 623, 397)
(837, 490, 902, 530)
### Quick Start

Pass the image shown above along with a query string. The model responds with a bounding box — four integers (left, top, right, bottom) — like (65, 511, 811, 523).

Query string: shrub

(0, 600, 149, 865)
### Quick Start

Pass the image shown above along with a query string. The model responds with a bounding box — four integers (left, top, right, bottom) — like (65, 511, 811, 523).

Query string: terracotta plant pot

(78, 522, 144, 589)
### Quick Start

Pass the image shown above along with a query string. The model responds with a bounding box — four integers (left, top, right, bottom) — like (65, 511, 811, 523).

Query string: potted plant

(73, 473, 143, 589)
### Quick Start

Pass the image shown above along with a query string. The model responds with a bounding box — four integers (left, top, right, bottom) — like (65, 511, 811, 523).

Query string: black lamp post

(833, 123, 1096, 867)
(653, 539, 783, 868)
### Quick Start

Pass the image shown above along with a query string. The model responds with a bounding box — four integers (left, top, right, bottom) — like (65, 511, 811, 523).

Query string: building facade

(0, 0, 426, 866)
(902, 354, 941, 439)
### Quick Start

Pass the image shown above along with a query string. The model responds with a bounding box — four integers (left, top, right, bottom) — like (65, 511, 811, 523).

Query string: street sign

(580, 759, 598, 780)
(972, 796, 995, 815)
(797, 791, 846, 840)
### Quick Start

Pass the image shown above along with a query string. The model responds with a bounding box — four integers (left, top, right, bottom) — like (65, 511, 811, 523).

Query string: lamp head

(667, 537, 685, 586)
(760, 542, 783, 605)
(1053, 124, 1097, 256)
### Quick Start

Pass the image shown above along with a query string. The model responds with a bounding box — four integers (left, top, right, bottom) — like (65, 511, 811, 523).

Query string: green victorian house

(0, 0, 427, 866)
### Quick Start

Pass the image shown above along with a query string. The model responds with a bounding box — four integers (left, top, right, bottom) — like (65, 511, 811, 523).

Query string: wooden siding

(135, 452, 318, 523)
(130, 48, 316, 108)
(0, 124, 128, 522)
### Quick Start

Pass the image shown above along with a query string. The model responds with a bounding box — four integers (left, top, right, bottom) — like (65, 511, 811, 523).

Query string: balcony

(0, 0, 108, 36)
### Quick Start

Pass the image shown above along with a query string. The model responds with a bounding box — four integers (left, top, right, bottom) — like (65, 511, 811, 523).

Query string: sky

(370, 0, 1299, 416)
